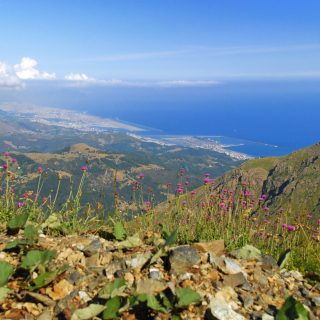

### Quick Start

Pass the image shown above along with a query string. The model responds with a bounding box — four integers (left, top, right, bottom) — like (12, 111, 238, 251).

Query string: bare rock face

(0, 232, 319, 320)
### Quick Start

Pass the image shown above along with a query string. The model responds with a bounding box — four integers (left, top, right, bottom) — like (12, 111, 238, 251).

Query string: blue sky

(0, 0, 320, 86)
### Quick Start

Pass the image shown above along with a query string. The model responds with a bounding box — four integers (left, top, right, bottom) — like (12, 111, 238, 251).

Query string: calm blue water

(1, 79, 320, 157)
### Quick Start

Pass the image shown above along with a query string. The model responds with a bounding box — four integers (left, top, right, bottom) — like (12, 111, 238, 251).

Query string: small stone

(312, 296, 320, 307)
(149, 268, 163, 280)
(78, 291, 91, 303)
(83, 239, 102, 256)
(209, 297, 245, 320)
(207, 269, 220, 282)
(136, 279, 167, 295)
(262, 313, 274, 320)
(253, 270, 269, 287)
(169, 246, 201, 274)
(46, 279, 74, 301)
(86, 253, 100, 268)
(126, 252, 151, 270)
(223, 257, 247, 276)
(239, 293, 254, 309)
(289, 270, 303, 281)
(124, 272, 135, 287)
(223, 272, 248, 288)
(261, 255, 278, 269)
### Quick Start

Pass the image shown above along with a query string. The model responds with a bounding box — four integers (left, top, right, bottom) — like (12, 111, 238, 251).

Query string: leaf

(175, 287, 201, 307)
(160, 292, 173, 310)
(28, 265, 68, 291)
(165, 229, 178, 246)
(0, 287, 11, 304)
(0, 261, 14, 286)
(102, 296, 121, 319)
(42, 213, 62, 231)
(277, 249, 291, 269)
(7, 212, 29, 234)
(5, 239, 33, 250)
(146, 295, 168, 313)
(99, 278, 126, 299)
(21, 250, 55, 270)
(24, 224, 38, 242)
(114, 221, 126, 241)
(71, 304, 106, 320)
(150, 248, 166, 265)
(276, 296, 309, 320)
(115, 234, 143, 249)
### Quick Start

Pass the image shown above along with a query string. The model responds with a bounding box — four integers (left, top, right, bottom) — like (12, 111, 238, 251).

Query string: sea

(1, 79, 320, 157)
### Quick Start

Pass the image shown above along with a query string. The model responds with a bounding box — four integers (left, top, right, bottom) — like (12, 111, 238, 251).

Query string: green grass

(241, 157, 279, 171)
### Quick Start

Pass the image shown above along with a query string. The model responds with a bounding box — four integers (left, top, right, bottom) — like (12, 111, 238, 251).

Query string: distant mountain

(2, 141, 242, 210)
(212, 142, 320, 217)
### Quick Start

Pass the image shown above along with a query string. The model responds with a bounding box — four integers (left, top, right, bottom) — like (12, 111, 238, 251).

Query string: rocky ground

(0, 231, 319, 319)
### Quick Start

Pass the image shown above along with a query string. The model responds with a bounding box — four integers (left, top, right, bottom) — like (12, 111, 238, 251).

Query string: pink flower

(219, 202, 226, 208)
(37, 166, 43, 173)
(2, 164, 8, 170)
(137, 173, 144, 179)
(204, 177, 213, 185)
(244, 191, 253, 197)
(190, 190, 196, 195)
(287, 224, 296, 231)
(4, 152, 10, 157)
(11, 158, 17, 163)
(317, 219, 320, 226)
(185, 181, 190, 186)
(263, 206, 270, 212)
(17, 202, 24, 208)
(176, 187, 184, 193)
(81, 165, 88, 172)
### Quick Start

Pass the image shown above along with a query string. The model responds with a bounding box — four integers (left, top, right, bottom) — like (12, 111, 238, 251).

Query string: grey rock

(169, 245, 201, 273)
(83, 239, 102, 256)
(209, 297, 245, 320)
(262, 313, 274, 320)
(239, 293, 254, 309)
(149, 267, 163, 280)
(260, 255, 278, 269)
(223, 257, 247, 276)
(126, 252, 151, 269)
(223, 272, 248, 288)
(312, 296, 320, 307)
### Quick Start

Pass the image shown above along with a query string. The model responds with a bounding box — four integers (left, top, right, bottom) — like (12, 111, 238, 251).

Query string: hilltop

(210, 142, 320, 218)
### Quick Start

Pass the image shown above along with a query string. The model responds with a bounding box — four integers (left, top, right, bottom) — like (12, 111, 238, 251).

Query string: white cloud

(14, 57, 56, 80)
(158, 80, 219, 87)
(0, 61, 22, 88)
(64, 72, 95, 81)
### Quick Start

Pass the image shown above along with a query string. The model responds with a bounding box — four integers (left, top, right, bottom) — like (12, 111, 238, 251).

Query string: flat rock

(136, 279, 167, 295)
(231, 245, 261, 260)
(223, 272, 248, 288)
(193, 239, 225, 258)
(169, 245, 201, 273)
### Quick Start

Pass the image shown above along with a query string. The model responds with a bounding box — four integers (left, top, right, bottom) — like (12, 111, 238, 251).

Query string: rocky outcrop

(214, 142, 320, 217)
